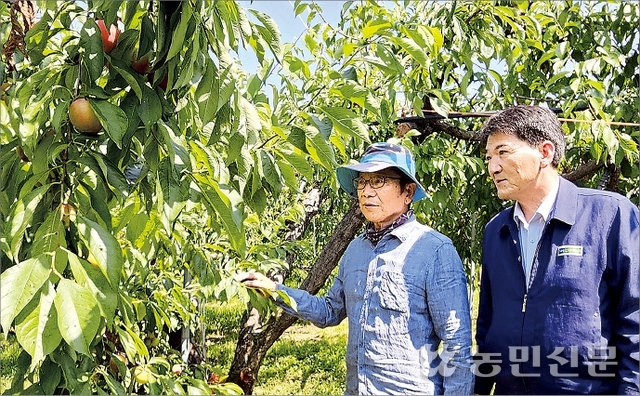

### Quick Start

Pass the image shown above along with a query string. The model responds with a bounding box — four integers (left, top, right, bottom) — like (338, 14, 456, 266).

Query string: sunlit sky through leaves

(237, 1, 344, 75)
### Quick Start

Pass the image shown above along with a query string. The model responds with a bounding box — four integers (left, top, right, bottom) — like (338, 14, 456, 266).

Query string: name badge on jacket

(558, 245, 583, 256)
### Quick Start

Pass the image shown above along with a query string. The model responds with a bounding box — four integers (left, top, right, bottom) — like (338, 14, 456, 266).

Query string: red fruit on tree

(69, 98, 102, 133)
(132, 53, 151, 74)
(96, 19, 120, 54)
(159, 73, 168, 90)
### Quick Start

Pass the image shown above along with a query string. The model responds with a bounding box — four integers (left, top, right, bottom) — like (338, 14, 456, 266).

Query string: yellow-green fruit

(69, 98, 102, 133)
(134, 366, 150, 384)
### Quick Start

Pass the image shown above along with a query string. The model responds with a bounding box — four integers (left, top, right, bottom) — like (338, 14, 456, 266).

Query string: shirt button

(530, 239, 534, 243)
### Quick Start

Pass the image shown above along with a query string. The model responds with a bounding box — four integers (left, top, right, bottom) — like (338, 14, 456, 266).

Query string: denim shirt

(276, 216, 474, 395)
(475, 177, 640, 395)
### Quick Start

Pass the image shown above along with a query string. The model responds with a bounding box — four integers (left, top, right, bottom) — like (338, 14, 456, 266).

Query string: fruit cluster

(68, 18, 166, 134)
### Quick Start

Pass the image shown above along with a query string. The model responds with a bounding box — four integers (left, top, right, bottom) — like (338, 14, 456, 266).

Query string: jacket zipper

(521, 221, 549, 313)
(519, 219, 551, 393)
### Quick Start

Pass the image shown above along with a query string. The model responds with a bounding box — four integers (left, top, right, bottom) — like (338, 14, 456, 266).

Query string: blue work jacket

(475, 177, 639, 394)
(277, 216, 474, 395)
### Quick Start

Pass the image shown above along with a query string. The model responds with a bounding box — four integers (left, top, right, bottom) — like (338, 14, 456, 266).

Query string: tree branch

(561, 160, 603, 182)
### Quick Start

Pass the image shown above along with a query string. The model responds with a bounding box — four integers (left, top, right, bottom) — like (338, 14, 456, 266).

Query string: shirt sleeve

(609, 200, 639, 394)
(426, 241, 475, 395)
(273, 264, 347, 328)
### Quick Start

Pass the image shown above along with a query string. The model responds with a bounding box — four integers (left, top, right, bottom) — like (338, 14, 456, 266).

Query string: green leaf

(319, 106, 370, 142)
(76, 216, 123, 287)
(98, 368, 128, 395)
(546, 71, 570, 88)
(138, 84, 162, 127)
(0, 255, 52, 334)
(66, 249, 118, 326)
(304, 125, 337, 172)
(28, 202, 66, 258)
(286, 126, 309, 154)
(374, 45, 405, 75)
(196, 61, 234, 126)
(7, 184, 52, 261)
(390, 36, 428, 67)
(90, 152, 129, 201)
(362, 19, 392, 39)
(260, 150, 281, 195)
(138, 13, 156, 57)
(167, 4, 192, 61)
(80, 19, 104, 82)
(601, 125, 619, 152)
(426, 26, 444, 53)
(156, 120, 177, 173)
(249, 9, 282, 60)
(14, 280, 61, 369)
(274, 289, 297, 312)
(110, 59, 144, 100)
(88, 99, 128, 148)
(54, 279, 101, 356)
(241, 97, 263, 138)
(115, 326, 149, 362)
(276, 158, 300, 191)
(40, 358, 62, 394)
(275, 147, 314, 181)
(194, 175, 246, 255)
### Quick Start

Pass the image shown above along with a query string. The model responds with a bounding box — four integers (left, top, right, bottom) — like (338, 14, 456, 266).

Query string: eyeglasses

(353, 175, 402, 190)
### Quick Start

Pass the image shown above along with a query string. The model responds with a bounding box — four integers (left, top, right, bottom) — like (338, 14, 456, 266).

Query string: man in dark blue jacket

(474, 105, 639, 395)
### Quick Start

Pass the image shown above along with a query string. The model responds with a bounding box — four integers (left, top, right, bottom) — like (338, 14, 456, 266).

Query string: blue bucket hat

(336, 142, 427, 202)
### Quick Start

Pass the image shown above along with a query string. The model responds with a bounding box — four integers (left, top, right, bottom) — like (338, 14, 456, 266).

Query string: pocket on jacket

(378, 271, 409, 313)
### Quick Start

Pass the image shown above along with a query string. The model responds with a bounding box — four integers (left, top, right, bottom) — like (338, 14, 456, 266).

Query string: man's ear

(539, 140, 555, 167)
(405, 183, 417, 204)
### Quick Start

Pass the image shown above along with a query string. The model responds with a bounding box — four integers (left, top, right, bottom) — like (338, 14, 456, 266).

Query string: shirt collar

(513, 176, 560, 227)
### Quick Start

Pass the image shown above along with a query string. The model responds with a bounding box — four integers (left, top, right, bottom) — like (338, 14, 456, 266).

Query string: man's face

(485, 133, 544, 202)
(356, 169, 415, 230)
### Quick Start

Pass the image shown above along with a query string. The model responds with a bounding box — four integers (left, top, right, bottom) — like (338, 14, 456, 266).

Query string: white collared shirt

(513, 177, 560, 287)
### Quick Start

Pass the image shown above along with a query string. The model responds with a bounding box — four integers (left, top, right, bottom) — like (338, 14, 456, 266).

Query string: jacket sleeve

(273, 263, 347, 328)
(473, 235, 496, 395)
(609, 200, 639, 394)
(427, 241, 475, 395)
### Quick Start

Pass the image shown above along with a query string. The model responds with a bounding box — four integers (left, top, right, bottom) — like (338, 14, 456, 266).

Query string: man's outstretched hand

(236, 271, 277, 292)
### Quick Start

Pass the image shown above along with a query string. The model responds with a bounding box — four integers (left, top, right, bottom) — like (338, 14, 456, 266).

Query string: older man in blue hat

(241, 142, 474, 395)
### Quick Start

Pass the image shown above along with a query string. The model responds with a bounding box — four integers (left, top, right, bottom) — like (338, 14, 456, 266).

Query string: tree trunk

(227, 201, 365, 394)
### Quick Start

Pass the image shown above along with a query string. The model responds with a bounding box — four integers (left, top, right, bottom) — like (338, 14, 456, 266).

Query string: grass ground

(204, 299, 347, 395)
(252, 322, 347, 394)
(0, 332, 21, 392)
